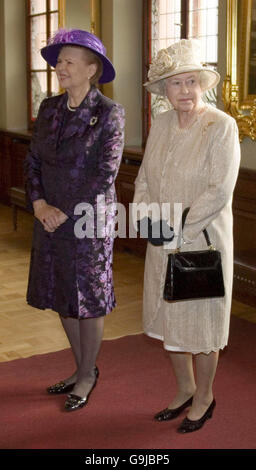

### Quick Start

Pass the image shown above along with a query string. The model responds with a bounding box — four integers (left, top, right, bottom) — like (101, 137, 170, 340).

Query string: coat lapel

(60, 86, 102, 142)
(47, 86, 102, 150)
(47, 92, 67, 149)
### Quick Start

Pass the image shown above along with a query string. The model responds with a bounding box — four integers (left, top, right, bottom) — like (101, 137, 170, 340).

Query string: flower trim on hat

(147, 40, 205, 84)
(148, 49, 175, 82)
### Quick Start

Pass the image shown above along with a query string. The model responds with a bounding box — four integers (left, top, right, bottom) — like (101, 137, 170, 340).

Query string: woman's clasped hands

(33, 199, 68, 232)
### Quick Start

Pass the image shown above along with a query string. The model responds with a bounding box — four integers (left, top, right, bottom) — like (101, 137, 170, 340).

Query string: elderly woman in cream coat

(133, 39, 240, 433)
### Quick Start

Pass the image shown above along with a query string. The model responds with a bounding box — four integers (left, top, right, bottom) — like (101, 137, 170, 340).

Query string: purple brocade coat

(24, 86, 125, 319)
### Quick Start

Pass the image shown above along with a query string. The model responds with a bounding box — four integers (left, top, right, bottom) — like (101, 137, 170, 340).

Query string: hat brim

(41, 43, 115, 84)
(144, 66, 220, 95)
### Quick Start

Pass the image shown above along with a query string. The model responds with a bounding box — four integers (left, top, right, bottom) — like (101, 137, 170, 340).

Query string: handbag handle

(182, 207, 213, 249)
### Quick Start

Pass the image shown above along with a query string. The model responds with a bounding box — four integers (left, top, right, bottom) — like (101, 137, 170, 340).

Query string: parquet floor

(0, 204, 255, 363)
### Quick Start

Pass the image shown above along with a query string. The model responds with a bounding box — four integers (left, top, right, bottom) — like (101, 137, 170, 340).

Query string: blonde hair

(82, 47, 103, 85)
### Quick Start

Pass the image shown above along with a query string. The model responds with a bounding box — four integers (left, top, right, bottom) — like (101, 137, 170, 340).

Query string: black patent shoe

(177, 399, 216, 433)
(154, 396, 193, 421)
(46, 381, 75, 395)
(64, 366, 99, 412)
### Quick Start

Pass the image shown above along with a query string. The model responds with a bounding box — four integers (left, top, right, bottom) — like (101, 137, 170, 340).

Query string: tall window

(27, 0, 64, 126)
(143, 0, 219, 139)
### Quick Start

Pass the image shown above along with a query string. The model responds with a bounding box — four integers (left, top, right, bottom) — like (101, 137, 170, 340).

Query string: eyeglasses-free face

(165, 71, 203, 114)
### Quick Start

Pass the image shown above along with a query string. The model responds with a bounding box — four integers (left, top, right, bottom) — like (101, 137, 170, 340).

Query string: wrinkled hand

(33, 199, 68, 232)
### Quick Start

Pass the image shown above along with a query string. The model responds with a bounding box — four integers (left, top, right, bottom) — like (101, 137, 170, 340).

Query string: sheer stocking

(187, 351, 219, 420)
(59, 315, 81, 385)
(71, 316, 104, 398)
(168, 352, 196, 409)
(169, 350, 219, 419)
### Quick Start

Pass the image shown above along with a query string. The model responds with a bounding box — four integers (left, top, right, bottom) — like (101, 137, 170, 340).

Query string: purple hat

(41, 29, 115, 83)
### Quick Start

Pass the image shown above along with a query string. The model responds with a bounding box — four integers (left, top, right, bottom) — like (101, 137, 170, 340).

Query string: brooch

(202, 121, 214, 136)
(90, 116, 98, 126)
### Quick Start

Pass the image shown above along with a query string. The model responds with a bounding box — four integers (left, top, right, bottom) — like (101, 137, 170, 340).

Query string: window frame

(142, 0, 218, 146)
(26, 0, 65, 129)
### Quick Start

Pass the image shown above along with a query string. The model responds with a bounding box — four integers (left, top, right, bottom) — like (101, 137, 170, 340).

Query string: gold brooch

(202, 121, 214, 135)
(90, 116, 98, 126)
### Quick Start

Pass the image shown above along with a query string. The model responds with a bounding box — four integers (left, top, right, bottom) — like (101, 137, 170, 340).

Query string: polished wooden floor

(0, 204, 255, 363)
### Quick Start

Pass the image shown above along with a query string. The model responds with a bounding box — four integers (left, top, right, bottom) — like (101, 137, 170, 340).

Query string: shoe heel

(206, 399, 216, 420)
(95, 366, 99, 379)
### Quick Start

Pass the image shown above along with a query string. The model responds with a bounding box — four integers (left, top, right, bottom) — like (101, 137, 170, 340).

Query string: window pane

(166, 14, 174, 39)
(50, 12, 59, 36)
(189, 9, 206, 37)
(51, 71, 59, 94)
(196, 36, 217, 63)
(31, 72, 47, 119)
(153, 1, 181, 54)
(188, 2, 218, 64)
(199, 37, 207, 60)
(30, 0, 46, 15)
(31, 15, 47, 69)
(159, 39, 167, 49)
(198, 0, 218, 8)
(159, 13, 167, 39)
(173, 12, 181, 40)
(175, 0, 181, 11)
(166, 0, 181, 13)
(190, 0, 204, 9)
(205, 36, 218, 62)
(50, 0, 59, 11)
(159, 0, 167, 14)
(150, 0, 219, 117)
(207, 8, 218, 36)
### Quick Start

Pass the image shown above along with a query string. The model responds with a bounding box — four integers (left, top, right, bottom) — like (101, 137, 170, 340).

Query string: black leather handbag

(163, 208, 225, 302)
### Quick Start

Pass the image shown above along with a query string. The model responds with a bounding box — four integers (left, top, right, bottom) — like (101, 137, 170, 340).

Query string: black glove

(137, 217, 174, 246)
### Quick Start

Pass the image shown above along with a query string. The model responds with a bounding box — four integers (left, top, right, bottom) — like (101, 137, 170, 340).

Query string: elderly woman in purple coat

(24, 29, 125, 412)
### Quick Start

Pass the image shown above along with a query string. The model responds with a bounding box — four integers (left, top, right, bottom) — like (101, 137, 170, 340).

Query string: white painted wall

(65, 0, 91, 31)
(102, 0, 142, 146)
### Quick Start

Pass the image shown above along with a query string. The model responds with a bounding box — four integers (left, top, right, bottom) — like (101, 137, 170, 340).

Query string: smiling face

(165, 71, 203, 113)
(55, 46, 97, 92)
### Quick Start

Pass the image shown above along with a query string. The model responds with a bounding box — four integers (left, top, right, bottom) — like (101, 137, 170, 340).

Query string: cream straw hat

(144, 39, 220, 95)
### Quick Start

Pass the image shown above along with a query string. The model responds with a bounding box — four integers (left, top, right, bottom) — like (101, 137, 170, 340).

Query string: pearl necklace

(67, 100, 78, 112)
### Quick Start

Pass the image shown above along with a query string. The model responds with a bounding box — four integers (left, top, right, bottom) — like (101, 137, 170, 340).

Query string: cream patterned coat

(133, 105, 241, 354)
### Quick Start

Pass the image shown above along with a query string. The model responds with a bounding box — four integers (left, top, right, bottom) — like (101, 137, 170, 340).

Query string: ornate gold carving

(58, 0, 65, 28)
(222, 0, 256, 141)
(90, 0, 101, 37)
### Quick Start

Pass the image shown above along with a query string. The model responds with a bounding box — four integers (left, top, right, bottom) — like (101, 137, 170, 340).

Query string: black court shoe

(177, 398, 216, 433)
(64, 366, 99, 412)
(154, 396, 193, 421)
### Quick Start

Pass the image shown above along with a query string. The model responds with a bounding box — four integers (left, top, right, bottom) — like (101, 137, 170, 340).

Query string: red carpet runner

(0, 315, 255, 449)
